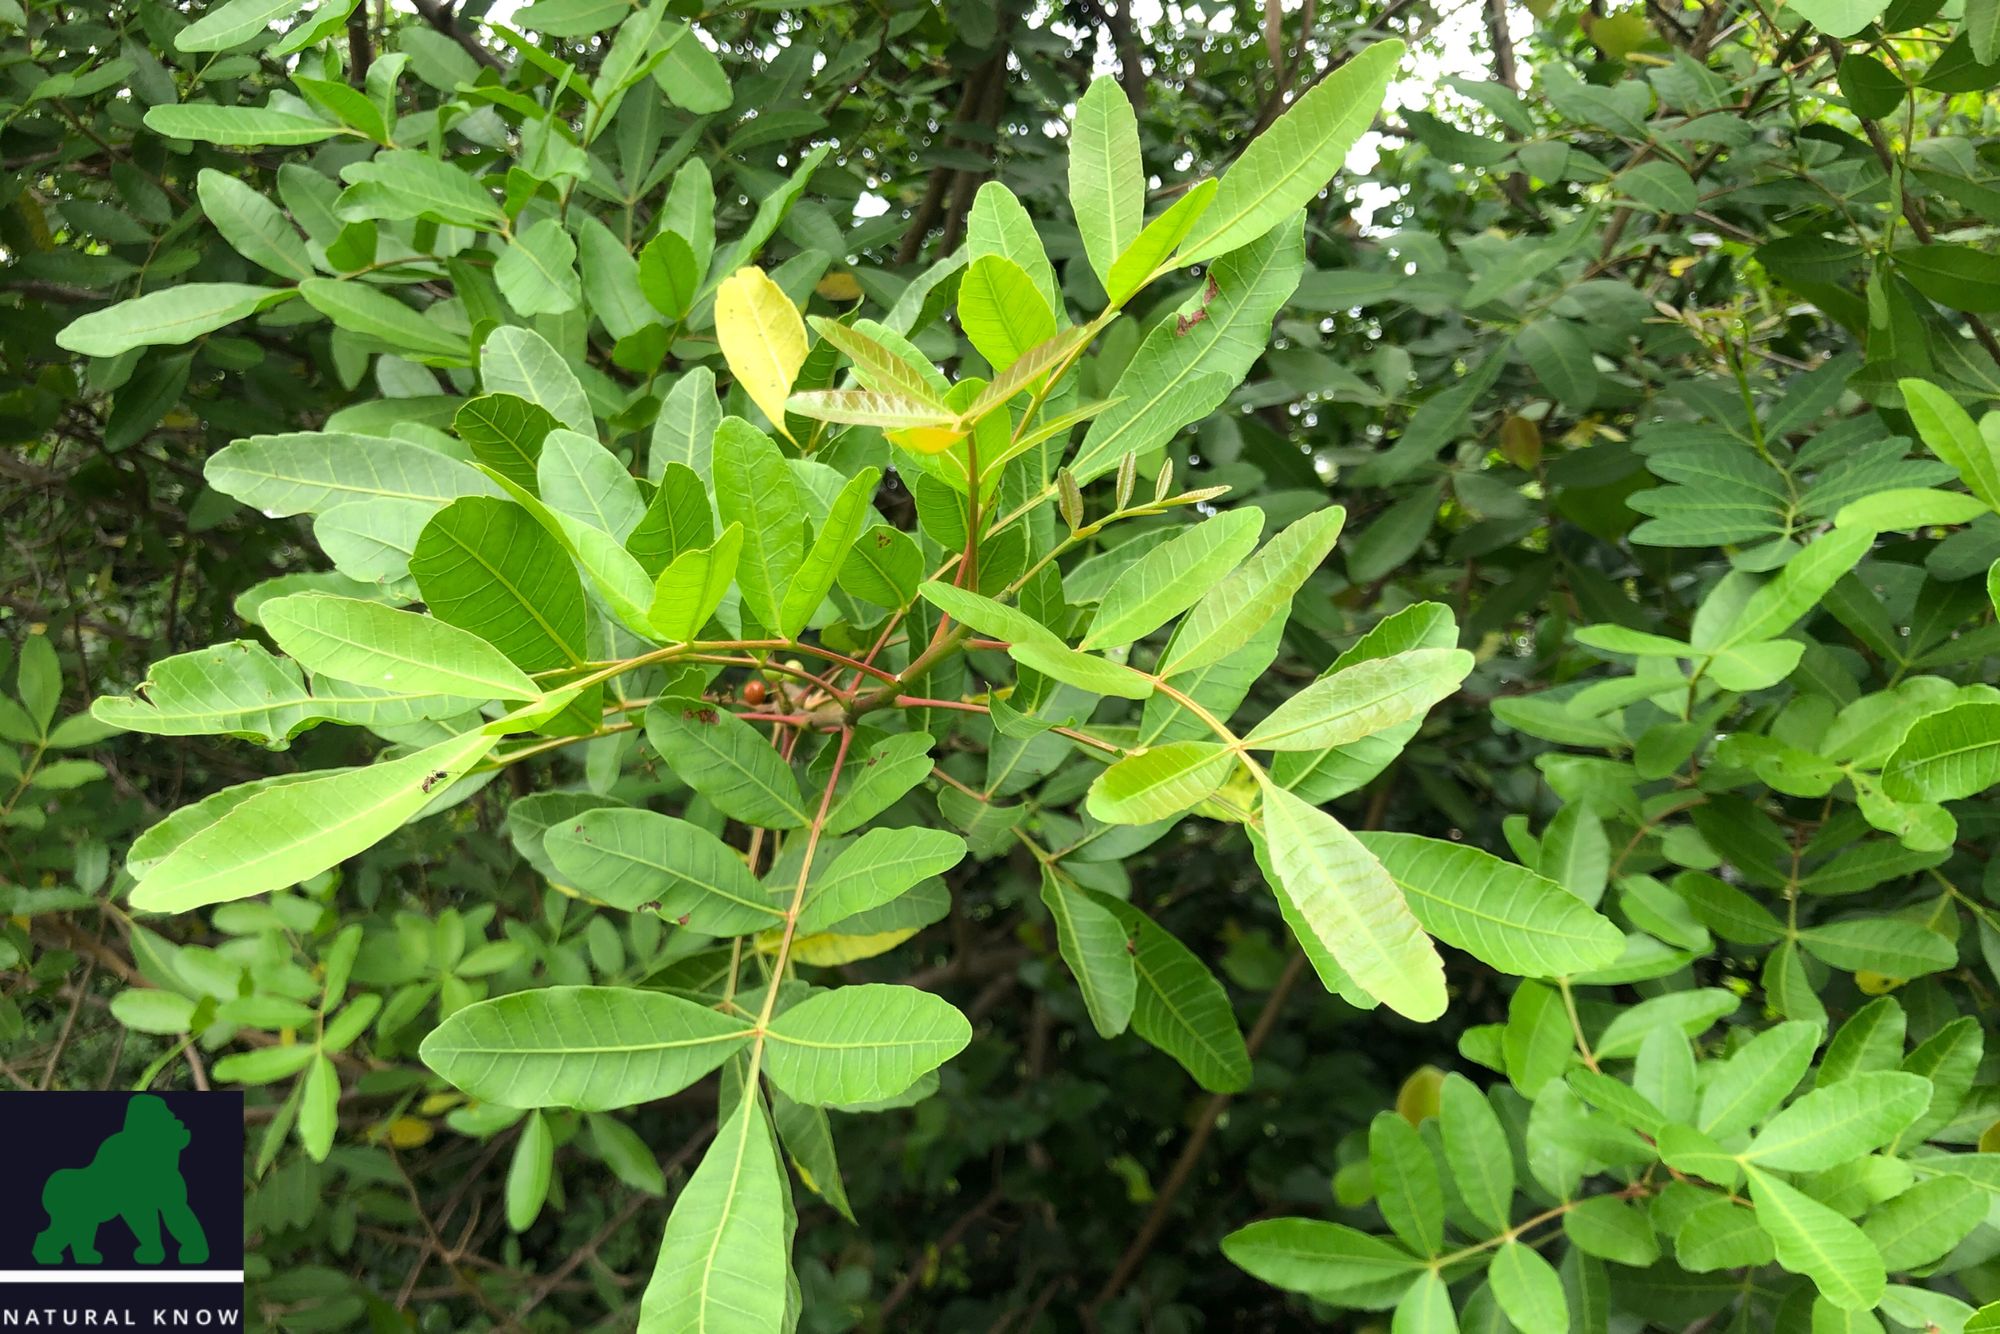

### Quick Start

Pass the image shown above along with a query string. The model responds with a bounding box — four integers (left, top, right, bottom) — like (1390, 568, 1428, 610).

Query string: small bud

(1154, 457, 1174, 503)
(1114, 452, 1137, 509)
(1057, 469, 1084, 531)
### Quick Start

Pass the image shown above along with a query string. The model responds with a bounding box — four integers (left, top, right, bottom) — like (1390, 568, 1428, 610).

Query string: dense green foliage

(11, 0, 2000, 1330)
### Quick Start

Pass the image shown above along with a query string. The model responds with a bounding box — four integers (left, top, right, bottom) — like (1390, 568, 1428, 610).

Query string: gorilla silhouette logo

(32, 1094, 210, 1265)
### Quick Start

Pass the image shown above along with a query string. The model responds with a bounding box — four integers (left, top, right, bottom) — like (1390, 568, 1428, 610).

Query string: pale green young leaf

(639, 1096, 790, 1333)
(339, 150, 505, 227)
(420, 985, 754, 1110)
(1092, 892, 1251, 1092)
(1796, 918, 1957, 976)
(1243, 648, 1472, 751)
(1390, 1272, 1459, 1334)
(1085, 741, 1237, 824)
(762, 984, 972, 1107)
(1174, 39, 1404, 266)
(130, 729, 495, 912)
(958, 254, 1057, 371)
(1105, 179, 1217, 306)
(545, 808, 784, 935)
(651, 368, 720, 482)
(1257, 779, 1447, 1021)
(1159, 504, 1346, 678)
(261, 595, 538, 700)
(1354, 832, 1625, 978)
(297, 1054, 338, 1163)
(1082, 507, 1266, 650)
(824, 732, 935, 836)
(806, 317, 950, 408)
(645, 696, 809, 829)
(1039, 867, 1136, 1038)
(1070, 75, 1145, 287)
(785, 390, 956, 430)
(537, 430, 645, 541)
(58, 284, 295, 356)
(1693, 525, 1873, 653)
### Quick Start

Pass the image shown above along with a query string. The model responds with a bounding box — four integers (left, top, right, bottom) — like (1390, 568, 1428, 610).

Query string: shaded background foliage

(7, 0, 2000, 1329)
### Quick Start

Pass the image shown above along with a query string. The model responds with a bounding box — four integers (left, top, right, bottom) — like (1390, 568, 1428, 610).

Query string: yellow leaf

(382, 1115, 435, 1148)
(1395, 1065, 1446, 1124)
(715, 266, 807, 442)
(760, 927, 920, 966)
(886, 425, 965, 455)
(1855, 969, 1907, 995)
(815, 272, 863, 302)
(1980, 1119, 2000, 1152)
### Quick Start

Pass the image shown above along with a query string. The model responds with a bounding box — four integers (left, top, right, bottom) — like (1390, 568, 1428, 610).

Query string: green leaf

(1562, 1195, 1659, 1268)
(1220, 1217, 1426, 1297)
(454, 394, 558, 494)
(57, 283, 293, 356)
(1883, 701, 2000, 801)
(261, 595, 540, 700)
(780, 467, 879, 639)
(1440, 1072, 1516, 1231)
(713, 418, 805, 633)
(1082, 508, 1266, 650)
(176, 0, 301, 50)
(495, 218, 582, 316)
(1175, 39, 1403, 265)
(645, 696, 809, 829)
(958, 255, 1057, 371)
(1105, 179, 1217, 305)
(143, 104, 344, 146)
(1039, 867, 1136, 1038)
(1747, 1165, 1886, 1311)
(1257, 779, 1447, 1021)
(838, 524, 922, 610)
(1355, 833, 1626, 977)
(639, 1096, 790, 1331)
(1518, 318, 1600, 409)
(206, 431, 496, 516)
(918, 581, 1155, 700)
(1697, 1020, 1822, 1139)
(1160, 505, 1347, 678)
(1786, 0, 1891, 38)
(411, 497, 590, 672)
(1744, 1071, 1933, 1170)
(1390, 1271, 1460, 1334)
(1085, 741, 1238, 824)
(650, 525, 742, 642)
(762, 984, 973, 1106)
(650, 20, 734, 114)
(1092, 892, 1251, 1091)
(1900, 379, 2000, 510)
(1696, 526, 1874, 653)
(339, 150, 504, 228)
(505, 1111, 553, 1232)
(297, 1054, 338, 1163)
(1863, 1175, 1985, 1270)
(1242, 648, 1471, 751)
(298, 278, 470, 364)
(480, 326, 593, 434)
(1489, 1240, 1567, 1334)
(1369, 1111, 1444, 1256)
(196, 169, 313, 280)
(421, 985, 753, 1110)
(1797, 918, 1957, 976)
(130, 730, 495, 912)
(1070, 75, 1145, 287)
(798, 826, 965, 934)
(1075, 220, 1307, 484)
(93, 641, 464, 744)
(545, 808, 785, 935)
